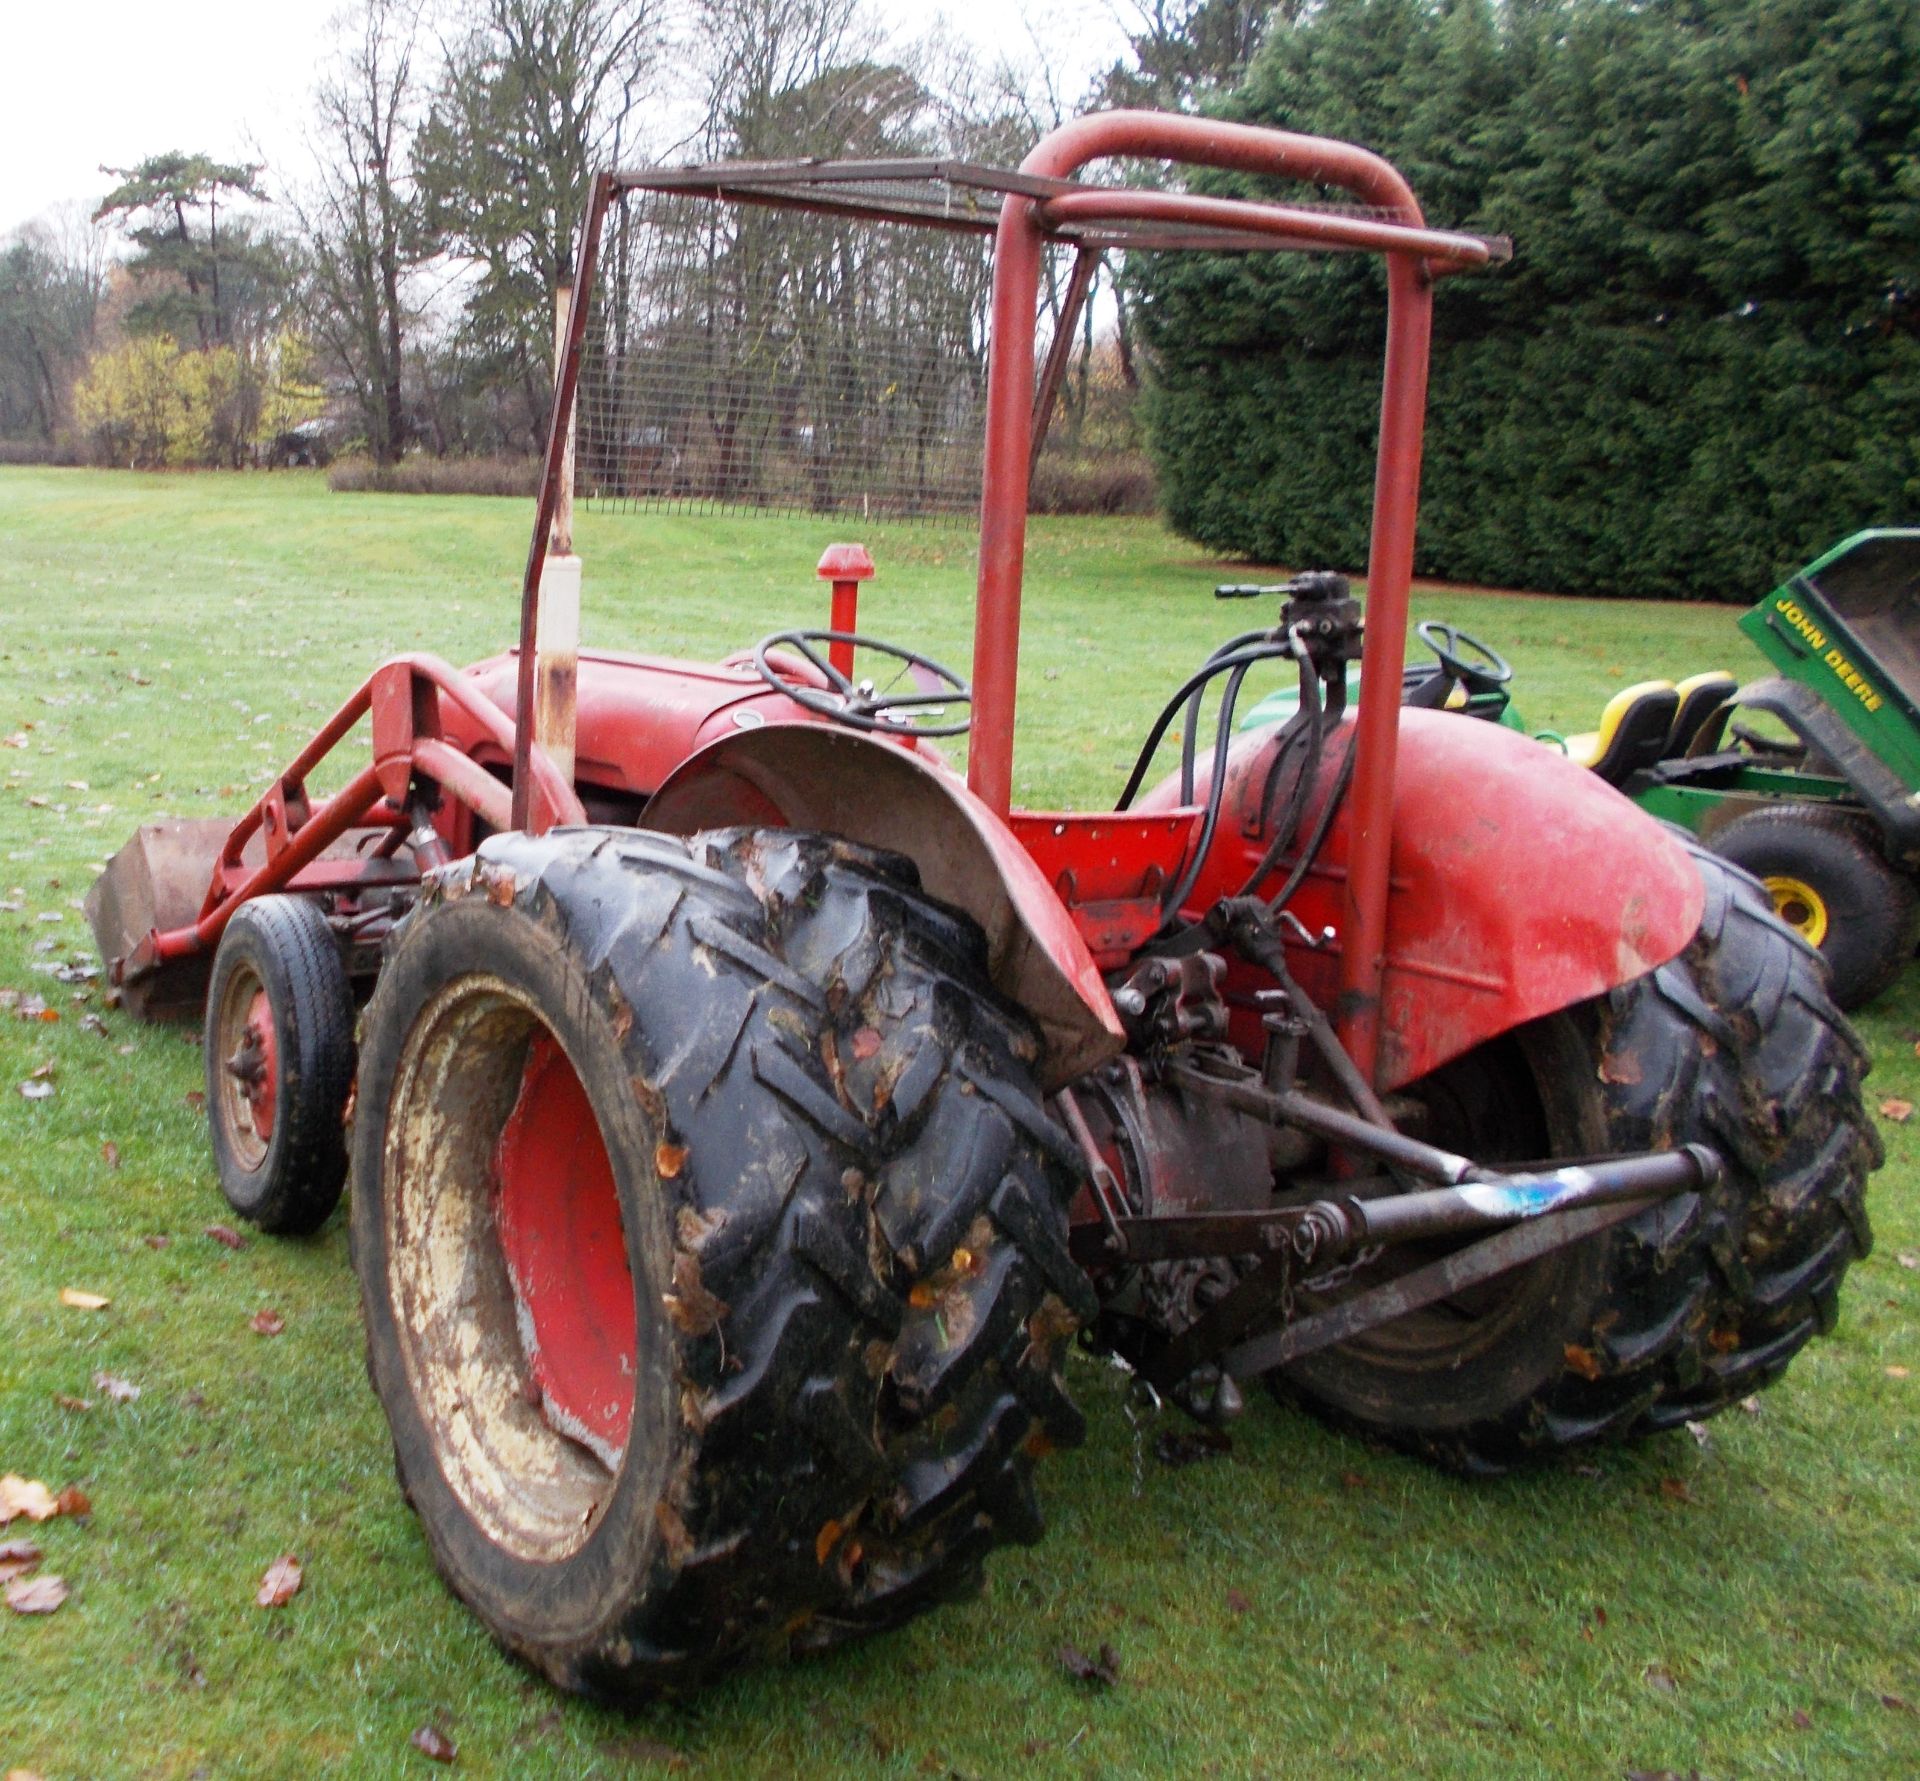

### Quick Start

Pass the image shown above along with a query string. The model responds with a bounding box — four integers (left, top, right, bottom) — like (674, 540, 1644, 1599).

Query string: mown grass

(0, 466, 1916, 1779)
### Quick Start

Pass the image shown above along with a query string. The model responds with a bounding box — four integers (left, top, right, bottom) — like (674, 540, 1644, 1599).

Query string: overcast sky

(0, 0, 1132, 236)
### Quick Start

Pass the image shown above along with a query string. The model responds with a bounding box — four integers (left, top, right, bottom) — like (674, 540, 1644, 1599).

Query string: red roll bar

(972, 112, 1446, 1079)
(516, 113, 1499, 1083)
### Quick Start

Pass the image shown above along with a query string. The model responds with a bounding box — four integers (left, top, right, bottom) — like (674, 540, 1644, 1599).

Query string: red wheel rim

(215, 972, 279, 1168)
(242, 989, 278, 1142)
(493, 1031, 637, 1467)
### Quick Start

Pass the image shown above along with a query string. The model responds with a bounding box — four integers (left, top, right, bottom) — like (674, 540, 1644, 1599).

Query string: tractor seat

(1671, 671, 1738, 758)
(1562, 681, 1681, 786)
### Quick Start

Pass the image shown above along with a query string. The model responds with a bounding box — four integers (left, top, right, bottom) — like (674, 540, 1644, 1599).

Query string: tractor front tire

(348, 826, 1090, 1701)
(1277, 840, 1879, 1472)
(1709, 803, 1917, 1009)
(204, 894, 356, 1235)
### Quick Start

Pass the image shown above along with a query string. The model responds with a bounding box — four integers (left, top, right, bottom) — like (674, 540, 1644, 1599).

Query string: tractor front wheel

(1709, 803, 1916, 1009)
(348, 826, 1090, 1701)
(204, 894, 356, 1235)
(1276, 841, 1879, 1471)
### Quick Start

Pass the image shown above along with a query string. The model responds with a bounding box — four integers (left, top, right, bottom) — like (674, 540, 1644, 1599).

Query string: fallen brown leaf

(101, 1140, 120, 1169)
(256, 1554, 303, 1607)
(143, 1233, 170, 1250)
(183, 1089, 206, 1111)
(1887, 1364, 1911, 1380)
(52, 1394, 91, 1412)
(1658, 1477, 1692, 1504)
(93, 1371, 139, 1403)
(250, 1309, 286, 1337)
(0, 1477, 58, 1524)
(205, 1223, 247, 1250)
(654, 1142, 688, 1181)
(5, 1573, 66, 1614)
(1790, 1708, 1813, 1730)
(1225, 1587, 1252, 1614)
(60, 1288, 109, 1311)
(410, 1725, 457, 1763)
(1055, 1640, 1121, 1688)
(663, 1250, 727, 1338)
(1882, 1694, 1915, 1714)
(0, 1539, 42, 1582)
(54, 1486, 90, 1518)
(1339, 1470, 1369, 1490)
(1562, 1342, 1603, 1381)
(1878, 1097, 1913, 1124)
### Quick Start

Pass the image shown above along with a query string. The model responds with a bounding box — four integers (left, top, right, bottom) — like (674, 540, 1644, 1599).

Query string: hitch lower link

(1073, 1138, 1722, 1271)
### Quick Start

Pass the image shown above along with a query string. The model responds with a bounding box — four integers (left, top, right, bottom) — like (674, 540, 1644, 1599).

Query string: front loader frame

(89, 655, 586, 1014)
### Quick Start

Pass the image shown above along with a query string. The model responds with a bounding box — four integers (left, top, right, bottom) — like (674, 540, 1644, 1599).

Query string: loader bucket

(84, 819, 244, 1023)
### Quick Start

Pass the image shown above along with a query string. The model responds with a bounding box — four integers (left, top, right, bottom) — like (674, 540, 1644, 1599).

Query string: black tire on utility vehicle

(1709, 802, 1917, 1010)
(348, 825, 1091, 1702)
(1276, 839, 1878, 1473)
(204, 893, 356, 1235)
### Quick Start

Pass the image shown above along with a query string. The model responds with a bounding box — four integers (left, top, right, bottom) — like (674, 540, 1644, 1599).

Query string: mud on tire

(348, 826, 1091, 1700)
(1279, 838, 1880, 1471)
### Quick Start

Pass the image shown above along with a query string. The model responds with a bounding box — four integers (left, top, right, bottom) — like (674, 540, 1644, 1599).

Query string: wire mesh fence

(574, 173, 1086, 523)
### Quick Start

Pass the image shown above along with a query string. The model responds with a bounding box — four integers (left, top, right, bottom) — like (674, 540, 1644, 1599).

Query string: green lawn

(1, 467, 1916, 1779)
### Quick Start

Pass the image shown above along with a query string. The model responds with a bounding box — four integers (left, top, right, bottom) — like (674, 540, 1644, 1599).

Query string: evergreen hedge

(1135, 0, 1920, 600)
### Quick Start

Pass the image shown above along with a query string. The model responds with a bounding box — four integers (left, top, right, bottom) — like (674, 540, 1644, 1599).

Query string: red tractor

(87, 112, 1877, 1700)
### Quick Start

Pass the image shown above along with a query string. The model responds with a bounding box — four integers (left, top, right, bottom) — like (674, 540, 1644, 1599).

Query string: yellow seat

(1563, 680, 1681, 786)
(1674, 670, 1738, 757)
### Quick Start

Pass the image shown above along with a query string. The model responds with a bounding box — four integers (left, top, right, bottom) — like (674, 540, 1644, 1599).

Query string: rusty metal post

(534, 282, 581, 793)
(551, 284, 577, 557)
(514, 177, 609, 833)
(1335, 251, 1433, 1085)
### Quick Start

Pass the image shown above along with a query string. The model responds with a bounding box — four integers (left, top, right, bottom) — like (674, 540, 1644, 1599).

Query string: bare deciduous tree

(289, 0, 429, 465)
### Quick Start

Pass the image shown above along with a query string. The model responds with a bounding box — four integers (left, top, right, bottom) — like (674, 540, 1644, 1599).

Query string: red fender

(1141, 707, 1706, 1092)
(643, 725, 1125, 1091)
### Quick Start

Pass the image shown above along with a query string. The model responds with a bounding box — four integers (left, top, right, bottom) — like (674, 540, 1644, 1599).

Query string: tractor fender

(1148, 707, 1708, 1092)
(643, 725, 1125, 1090)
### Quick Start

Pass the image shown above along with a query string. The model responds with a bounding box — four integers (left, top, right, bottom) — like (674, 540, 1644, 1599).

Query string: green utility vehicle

(1240, 530, 1920, 1009)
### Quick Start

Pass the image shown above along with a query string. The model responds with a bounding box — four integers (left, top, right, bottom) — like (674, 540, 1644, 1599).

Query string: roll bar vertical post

(969, 111, 1437, 1082)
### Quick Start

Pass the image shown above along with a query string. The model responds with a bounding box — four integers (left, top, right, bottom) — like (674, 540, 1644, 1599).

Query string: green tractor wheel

(1711, 804, 1918, 1010)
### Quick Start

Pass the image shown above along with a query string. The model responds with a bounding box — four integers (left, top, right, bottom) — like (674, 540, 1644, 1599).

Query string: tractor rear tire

(348, 826, 1090, 1701)
(1276, 840, 1879, 1472)
(204, 894, 356, 1235)
(1710, 802, 1917, 1009)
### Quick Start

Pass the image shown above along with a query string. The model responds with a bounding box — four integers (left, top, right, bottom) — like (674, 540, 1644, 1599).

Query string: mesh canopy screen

(574, 176, 1071, 521)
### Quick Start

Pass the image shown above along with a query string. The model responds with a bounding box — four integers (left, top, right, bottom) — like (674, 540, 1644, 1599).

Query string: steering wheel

(1416, 621, 1514, 696)
(753, 630, 972, 738)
